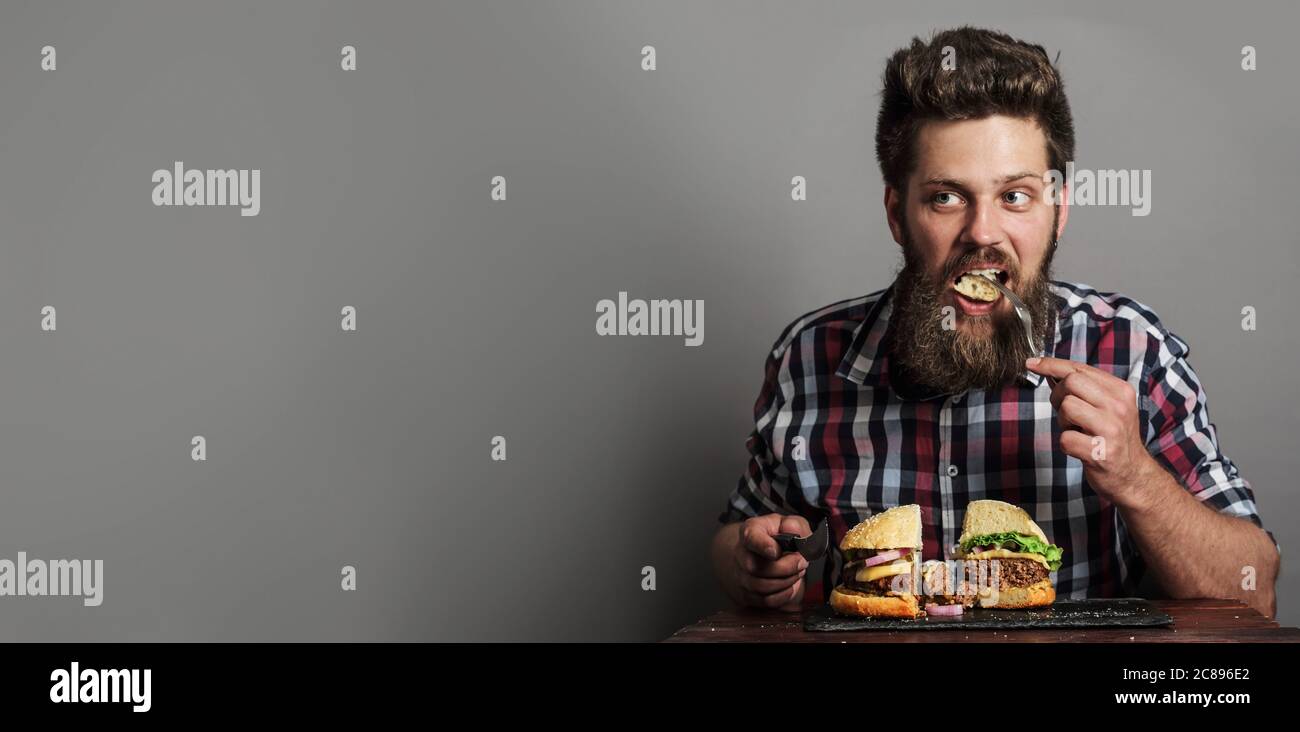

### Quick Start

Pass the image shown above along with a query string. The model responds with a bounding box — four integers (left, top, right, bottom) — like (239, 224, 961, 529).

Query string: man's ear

(884, 186, 906, 246)
(1055, 183, 1070, 242)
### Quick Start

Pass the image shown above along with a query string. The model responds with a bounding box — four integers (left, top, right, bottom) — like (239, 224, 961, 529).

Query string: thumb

(779, 514, 811, 537)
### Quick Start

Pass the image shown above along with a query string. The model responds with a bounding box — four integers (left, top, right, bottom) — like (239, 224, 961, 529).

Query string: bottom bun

(830, 586, 922, 618)
(978, 579, 1056, 609)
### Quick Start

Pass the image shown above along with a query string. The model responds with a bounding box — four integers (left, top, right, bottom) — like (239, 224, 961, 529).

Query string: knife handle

(773, 533, 800, 556)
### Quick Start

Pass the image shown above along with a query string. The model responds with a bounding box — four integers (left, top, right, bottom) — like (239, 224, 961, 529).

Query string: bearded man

(710, 26, 1279, 618)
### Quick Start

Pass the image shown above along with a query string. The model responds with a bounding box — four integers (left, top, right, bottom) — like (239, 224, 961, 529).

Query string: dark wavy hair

(875, 26, 1076, 193)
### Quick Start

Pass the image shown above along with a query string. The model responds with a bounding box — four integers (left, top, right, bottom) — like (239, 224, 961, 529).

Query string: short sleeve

(1142, 328, 1279, 555)
(718, 333, 797, 524)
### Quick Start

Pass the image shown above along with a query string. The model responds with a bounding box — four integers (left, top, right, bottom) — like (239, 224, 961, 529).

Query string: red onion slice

(925, 603, 965, 616)
(861, 549, 908, 567)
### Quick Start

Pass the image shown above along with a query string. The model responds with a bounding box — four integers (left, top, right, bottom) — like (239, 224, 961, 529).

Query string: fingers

(740, 513, 813, 559)
(739, 515, 783, 560)
(740, 569, 804, 596)
(736, 547, 807, 578)
(1058, 429, 1096, 462)
(745, 577, 805, 610)
(1037, 357, 1136, 406)
(773, 578, 806, 612)
(1057, 393, 1107, 435)
(735, 514, 813, 610)
(1025, 356, 1092, 380)
(1041, 358, 1138, 447)
(1049, 370, 1110, 413)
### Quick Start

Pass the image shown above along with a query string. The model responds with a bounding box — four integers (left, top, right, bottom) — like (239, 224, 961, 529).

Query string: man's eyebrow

(921, 171, 1044, 187)
(999, 170, 1044, 184)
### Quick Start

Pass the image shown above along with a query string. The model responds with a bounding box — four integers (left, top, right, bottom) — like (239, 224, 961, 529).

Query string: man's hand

(1028, 355, 1282, 618)
(712, 514, 811, 612)
(1025, 356, 1162, 508)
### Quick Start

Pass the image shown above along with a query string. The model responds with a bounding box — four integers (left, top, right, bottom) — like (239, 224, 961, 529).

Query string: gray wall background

(0, 0, 1295, 641)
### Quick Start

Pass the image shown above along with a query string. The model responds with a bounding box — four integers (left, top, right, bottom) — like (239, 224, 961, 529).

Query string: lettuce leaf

(960, 532, 1063, 571)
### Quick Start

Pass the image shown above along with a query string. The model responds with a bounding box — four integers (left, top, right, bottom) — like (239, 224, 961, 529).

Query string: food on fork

(953, 268, 1004, 302)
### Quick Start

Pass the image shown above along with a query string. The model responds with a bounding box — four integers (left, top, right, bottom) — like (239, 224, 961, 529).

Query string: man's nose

(961, 201, 1004, 247)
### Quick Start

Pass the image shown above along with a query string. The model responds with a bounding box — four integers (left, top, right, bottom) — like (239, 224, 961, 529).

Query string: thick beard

(888, 234, 1057, 395)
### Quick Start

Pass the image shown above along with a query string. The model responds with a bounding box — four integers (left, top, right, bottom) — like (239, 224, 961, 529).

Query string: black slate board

(804, 598, 1173, 632)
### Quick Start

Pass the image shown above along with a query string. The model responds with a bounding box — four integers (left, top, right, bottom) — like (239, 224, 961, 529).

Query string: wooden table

(666, 599, 1300, 642)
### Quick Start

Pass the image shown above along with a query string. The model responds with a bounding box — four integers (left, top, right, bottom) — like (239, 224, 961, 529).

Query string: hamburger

(830, 505, 923, 618)
(953, 499, 1063, 609)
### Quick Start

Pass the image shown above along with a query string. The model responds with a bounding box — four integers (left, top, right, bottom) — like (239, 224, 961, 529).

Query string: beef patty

(840, 562, 917, 595)
(984, 558, 1049, 588)
(840, 558, 1048, 597)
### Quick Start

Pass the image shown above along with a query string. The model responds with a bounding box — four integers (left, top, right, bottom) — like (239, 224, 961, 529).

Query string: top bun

(839, 504, 922, 551)
(957, 499, 1048, 544)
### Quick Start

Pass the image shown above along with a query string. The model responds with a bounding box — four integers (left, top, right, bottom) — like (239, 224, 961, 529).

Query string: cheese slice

(962, 549, 1050, 569)
(855, 561, 914, 582)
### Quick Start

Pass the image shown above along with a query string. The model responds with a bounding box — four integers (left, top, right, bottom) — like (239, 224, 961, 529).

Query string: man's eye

(1004, 191, 1031, 205)
(932, 192, 962, 206)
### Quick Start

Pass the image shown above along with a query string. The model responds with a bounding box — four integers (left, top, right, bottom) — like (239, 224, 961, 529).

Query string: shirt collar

(835, 281, 1066, 398)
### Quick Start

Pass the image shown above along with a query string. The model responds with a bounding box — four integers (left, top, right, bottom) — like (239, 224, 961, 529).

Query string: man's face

(883, 115, 1067, 394)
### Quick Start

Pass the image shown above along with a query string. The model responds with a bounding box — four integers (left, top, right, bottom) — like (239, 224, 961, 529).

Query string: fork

(973, 273, 1057, 387)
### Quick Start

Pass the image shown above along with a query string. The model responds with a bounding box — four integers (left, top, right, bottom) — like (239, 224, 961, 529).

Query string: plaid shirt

(720, 279, 1276, 601)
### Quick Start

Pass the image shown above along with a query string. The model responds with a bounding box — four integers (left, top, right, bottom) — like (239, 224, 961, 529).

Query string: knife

(773, 518, 829, 561)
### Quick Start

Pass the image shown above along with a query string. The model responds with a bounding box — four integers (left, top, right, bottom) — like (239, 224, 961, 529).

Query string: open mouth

(951, 267, 1009, 303)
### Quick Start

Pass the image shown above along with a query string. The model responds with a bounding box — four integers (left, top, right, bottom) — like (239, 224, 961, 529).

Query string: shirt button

(951, 394, 963, 404)
(947, 464, 960, 477)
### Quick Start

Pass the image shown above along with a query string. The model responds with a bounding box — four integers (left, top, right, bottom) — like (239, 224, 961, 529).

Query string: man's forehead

(912, 116, 1050, 185)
